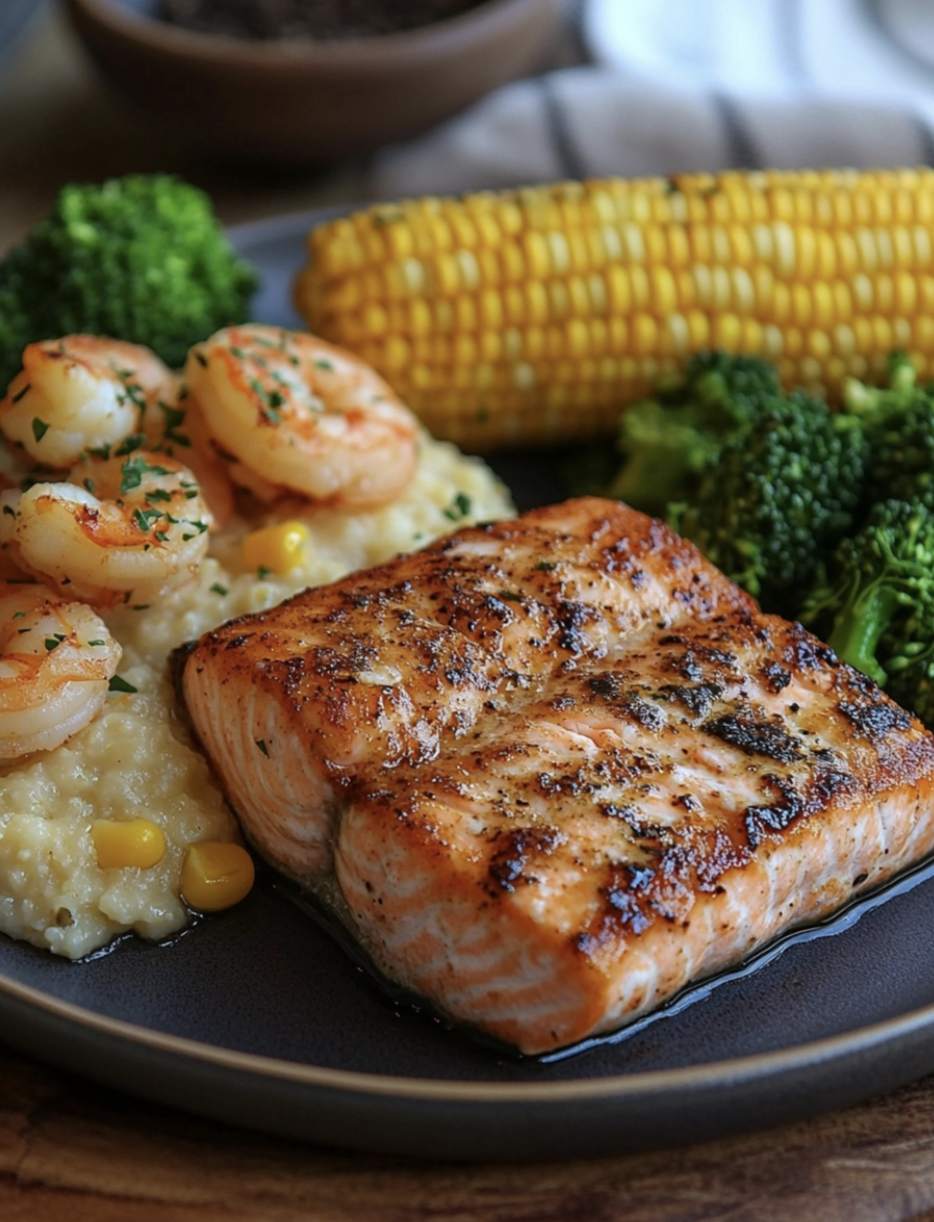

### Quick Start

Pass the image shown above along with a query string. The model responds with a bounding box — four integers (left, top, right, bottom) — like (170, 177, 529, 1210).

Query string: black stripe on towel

(564, 0, 592, 66)
(912, 111, 934, 167)
(540, 75, 588, 181)
(711, 92, 762, 170)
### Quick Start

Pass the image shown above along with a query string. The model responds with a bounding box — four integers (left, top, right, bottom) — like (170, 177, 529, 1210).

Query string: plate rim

(4, 965, 934, 1102)
(2, 202, 934, 1156)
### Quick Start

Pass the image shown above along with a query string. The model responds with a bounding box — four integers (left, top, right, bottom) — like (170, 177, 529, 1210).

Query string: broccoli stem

(827, 582, 905, 685)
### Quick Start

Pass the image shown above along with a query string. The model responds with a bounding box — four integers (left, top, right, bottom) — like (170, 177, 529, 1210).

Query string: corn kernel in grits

(181, 841, 255, 912)
(242, 521, 311, 575)
(91, 818, 166, 870)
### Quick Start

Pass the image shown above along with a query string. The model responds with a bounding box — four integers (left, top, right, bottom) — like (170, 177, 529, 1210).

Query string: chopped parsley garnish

(32, 418, 50, 443)
(174, 518, 207, 540)
(11, 384, 30, 404)
(250, 333, 277, 350)
(255, 738, 269, 757)
(108, 675, 137, 693)
(133, 507, 165, 532)
(120, 455, 171, 493)
(443, 491, 472, 522)
(115, 376, 146, 410)
(534, 561, 557, 572)
(158, 401, 190, 447)
(210, 582, 229, 596)
(248, 377, 286, 424)
(115, 432, 146, 456)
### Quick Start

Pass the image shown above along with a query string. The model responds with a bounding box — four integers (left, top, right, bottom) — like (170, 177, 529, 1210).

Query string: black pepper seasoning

(156, 0, 486, 40)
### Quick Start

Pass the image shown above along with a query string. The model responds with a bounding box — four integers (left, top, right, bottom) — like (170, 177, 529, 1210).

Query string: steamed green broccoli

(672, 392, 868, 617)
(0, 175, 258, 390)
(843, 353, 934, 510)
(800, 498, 934, 725)
(603, 351, 782, 514)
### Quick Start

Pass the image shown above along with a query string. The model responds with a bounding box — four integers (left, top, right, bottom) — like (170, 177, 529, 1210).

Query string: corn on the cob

(294, 168, 934, 451)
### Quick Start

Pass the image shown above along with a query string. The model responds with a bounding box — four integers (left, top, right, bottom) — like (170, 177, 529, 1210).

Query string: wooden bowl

(63, 0, 567, 166)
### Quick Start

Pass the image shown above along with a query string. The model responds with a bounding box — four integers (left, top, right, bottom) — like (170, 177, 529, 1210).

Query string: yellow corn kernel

(242, 520, 311, 576)
(92, 818, 166, 870)
(876, 273, 894, 313)
(301, 167, 934, 449)
(180, 841, 255, 913)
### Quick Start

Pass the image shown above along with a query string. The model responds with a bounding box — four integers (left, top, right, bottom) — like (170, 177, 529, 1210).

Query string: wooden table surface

(6, 8, 934, 1220)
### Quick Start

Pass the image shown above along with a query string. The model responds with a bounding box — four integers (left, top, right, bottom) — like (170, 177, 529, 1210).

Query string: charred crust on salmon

(762, 662, 793, 692)
(839, 698, 912, 737)
(702, 711, 805, 763)
(487, 826, 562, 894)
(178, 497, 934, 1055)
(658, 682, 723, 718)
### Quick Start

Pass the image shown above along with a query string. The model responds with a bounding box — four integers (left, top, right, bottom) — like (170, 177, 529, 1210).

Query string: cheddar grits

(0, 433, 511, 959)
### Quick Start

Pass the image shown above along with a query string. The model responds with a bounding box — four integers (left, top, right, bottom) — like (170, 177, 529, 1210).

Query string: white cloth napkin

(369, 0, 934, 199)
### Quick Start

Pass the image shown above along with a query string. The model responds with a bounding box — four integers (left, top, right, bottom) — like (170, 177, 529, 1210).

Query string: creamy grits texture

(0, 437, 512, 958)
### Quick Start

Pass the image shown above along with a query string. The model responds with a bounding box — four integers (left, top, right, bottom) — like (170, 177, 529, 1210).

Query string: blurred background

(5, 0, 934, 254)
(0, 0, 583, 252)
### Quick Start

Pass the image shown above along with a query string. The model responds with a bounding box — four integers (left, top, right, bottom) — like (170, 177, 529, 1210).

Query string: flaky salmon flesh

(179, 498, 934, 1055)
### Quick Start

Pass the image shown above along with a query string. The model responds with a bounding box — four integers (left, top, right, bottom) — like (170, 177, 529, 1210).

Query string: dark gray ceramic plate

(3, 209, 934, 1162)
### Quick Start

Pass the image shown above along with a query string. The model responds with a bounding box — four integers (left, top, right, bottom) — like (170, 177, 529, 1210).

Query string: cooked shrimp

(153, 395, 235, 529)
(183, 325, 418, 509)
(0, 336, 180, 469)
(0, 581, 121, 759)
(0, 452, 212, 609)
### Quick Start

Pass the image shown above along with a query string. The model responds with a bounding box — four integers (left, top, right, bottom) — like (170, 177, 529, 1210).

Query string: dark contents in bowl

(156, 0, 487, 40)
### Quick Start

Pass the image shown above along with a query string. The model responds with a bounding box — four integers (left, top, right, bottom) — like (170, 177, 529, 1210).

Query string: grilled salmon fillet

(179, 498, 934, 1054)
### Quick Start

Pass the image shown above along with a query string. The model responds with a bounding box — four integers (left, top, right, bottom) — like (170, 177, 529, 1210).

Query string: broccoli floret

(673, 392, 868, 617)
(659, 348, 783, 412)
(0, 175, 258, 389)
(843, 354, 934, 510)
(607, 399, 723, 514)
(601, 352, 783, 513)
(800, 499, 934, 724)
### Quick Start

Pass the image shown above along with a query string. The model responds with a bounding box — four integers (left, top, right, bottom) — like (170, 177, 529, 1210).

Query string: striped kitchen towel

(369, 0, 934, 198)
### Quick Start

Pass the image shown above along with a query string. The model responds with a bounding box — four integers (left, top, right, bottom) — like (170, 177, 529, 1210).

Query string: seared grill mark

(703, 711, 805, 763)
(179, 497, 934, 1055)
(744, 793, 804, 849)
(840, 698, 912, 737)
(488, 826, 561, 893)
(762, 662, 793, 692)
(622, 697, 666, 730)
(659, 682, 723, 718)
(782, 623, 838, 671)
